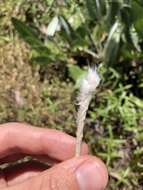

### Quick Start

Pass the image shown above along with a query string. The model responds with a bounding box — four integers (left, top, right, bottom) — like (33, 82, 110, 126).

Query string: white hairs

(75, 67, 100, 156)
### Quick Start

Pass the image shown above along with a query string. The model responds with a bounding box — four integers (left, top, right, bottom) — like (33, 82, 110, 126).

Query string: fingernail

(76, 159, 108, 190)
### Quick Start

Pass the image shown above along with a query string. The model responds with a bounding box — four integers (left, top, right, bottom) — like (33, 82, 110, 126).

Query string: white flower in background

(76, 67, 100, 156)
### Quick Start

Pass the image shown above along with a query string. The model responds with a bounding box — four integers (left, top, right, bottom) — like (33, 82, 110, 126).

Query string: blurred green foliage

(0, 0, 143, 189)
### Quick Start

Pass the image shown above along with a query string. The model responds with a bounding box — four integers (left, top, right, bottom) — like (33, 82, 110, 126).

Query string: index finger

(0, 123, 88, 161)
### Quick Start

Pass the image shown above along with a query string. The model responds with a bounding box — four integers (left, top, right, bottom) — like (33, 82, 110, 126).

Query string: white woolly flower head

(76, 67, 100, 156)
(80, 67, 100, 95)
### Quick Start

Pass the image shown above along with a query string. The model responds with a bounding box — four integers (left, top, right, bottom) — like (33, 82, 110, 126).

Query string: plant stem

(75, 94, 92, 156)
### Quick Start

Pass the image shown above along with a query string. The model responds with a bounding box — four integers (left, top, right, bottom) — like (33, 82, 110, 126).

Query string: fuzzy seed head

(80, 67, 100, 95)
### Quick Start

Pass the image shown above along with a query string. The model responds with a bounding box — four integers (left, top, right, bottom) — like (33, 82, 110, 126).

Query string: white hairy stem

(75, 68, 100, 156)
(76, 94, 92, 156)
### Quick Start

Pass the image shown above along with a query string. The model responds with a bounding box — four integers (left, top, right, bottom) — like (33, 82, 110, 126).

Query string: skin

(0, 123, 108, 190)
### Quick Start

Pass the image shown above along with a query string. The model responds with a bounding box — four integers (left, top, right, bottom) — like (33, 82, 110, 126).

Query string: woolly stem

(75, 67, 100, 156)
(75, 94, 92, 156)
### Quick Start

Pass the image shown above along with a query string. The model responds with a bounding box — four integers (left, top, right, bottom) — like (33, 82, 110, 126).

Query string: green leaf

(104, 20, 123, 65)
(67, 64, 87, 88)
(31, 56, 53, 65)
(134, 18, 143, 37)
(85, 0, 106, 21)
(47, 16, 60, 36)
(12, 17, 50, 54)
(129, 26, 141, 51)
(131, 1, 143, 37)
(85, 0, 97, 20)
(106, 0, 121, 28)
(131, 1, 143, 22)
(132, 96, 143, 109)
(119, 3, 141, 51)
(68, 64, 85, 81)
(58, 16, 76, 43)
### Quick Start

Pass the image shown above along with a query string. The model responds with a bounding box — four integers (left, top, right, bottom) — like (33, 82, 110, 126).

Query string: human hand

(0, 123, 108, 190)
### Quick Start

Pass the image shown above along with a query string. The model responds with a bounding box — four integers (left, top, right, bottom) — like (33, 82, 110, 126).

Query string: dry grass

(0, 40, 75, 132)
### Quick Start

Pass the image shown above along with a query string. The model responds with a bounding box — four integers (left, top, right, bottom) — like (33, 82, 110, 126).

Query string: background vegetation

(0, 0, 143, 189)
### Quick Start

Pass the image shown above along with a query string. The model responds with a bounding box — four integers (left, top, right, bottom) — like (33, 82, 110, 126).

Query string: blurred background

(0, 0, 143, 189)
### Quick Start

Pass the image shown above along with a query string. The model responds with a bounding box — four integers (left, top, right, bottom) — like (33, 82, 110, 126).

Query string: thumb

(6, 156, 108, 190)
